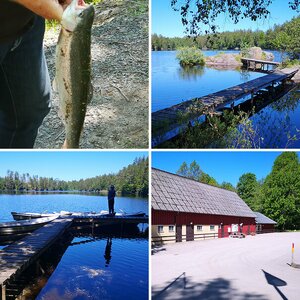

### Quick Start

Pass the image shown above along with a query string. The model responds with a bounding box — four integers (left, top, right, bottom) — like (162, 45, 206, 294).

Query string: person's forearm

(13, 0, 64, 21)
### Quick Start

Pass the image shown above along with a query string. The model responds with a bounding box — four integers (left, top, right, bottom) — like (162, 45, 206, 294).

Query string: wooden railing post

(1, 284, 6, 300)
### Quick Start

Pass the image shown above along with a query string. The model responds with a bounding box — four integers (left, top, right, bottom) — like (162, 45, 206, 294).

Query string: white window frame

(197, 225, 203, 231)
(158, 225, 164, 233)
(169, 225, 174, 232)
(210, 225, 215, 231)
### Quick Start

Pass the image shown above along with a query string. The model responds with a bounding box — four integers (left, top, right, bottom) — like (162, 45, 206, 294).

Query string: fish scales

(55, 1, 94, 148)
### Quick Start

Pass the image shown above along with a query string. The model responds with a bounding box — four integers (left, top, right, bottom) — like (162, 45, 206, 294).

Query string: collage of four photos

(0, 0, 300, 299)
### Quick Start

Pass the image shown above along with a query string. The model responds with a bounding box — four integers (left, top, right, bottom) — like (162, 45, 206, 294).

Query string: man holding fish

(0, 0, 94, 148)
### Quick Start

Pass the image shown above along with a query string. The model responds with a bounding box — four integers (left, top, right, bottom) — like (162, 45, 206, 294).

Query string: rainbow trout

(55, 0, 95, 148)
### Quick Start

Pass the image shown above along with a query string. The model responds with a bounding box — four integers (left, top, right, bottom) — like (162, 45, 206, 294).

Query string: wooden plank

(0, 218, 72, 288)
(241, 58, 280, 65)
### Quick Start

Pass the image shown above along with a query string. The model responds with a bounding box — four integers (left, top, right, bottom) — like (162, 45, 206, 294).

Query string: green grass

(126, 0, 148, 16)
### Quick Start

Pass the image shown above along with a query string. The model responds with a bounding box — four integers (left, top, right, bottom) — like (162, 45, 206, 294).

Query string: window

(197, 225, 203, 231)
(169, 225, 174, 232)
(210, 225, 215, 231)
(158, 225, 164, 233)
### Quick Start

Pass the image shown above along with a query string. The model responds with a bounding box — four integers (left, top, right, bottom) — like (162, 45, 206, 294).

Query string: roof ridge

(152, 167, 237, 194)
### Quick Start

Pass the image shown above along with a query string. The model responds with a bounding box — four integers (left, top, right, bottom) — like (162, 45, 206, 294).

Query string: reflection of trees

(177, 65, 205, 80)
(270, 87, 300, 113)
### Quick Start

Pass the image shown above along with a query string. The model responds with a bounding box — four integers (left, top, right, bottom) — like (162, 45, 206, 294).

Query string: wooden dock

(241, 57, 280, 71)
(0, 213, 148, 299)
(152, 67, 299, 146)
(0, 218, 72, 299)
(72, 215, 149, 225)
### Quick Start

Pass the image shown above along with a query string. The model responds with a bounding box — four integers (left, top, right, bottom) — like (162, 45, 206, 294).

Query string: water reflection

(3, 230, 148, 300)
(104, 237, 112, 267)
(250, 85, 300, 148)
(177, 65, 205, 80)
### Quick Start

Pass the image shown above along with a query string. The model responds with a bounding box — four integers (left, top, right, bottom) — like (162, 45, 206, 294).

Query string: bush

(176, 47, 205, 66)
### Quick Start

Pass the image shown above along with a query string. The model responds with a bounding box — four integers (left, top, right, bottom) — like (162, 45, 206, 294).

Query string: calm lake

(0, 193, 149, 300)
(152, 50, 300, 148)
(152, 50, 282, 112)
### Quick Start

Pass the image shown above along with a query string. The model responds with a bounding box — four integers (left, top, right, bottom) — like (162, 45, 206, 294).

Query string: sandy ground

(152, 232, 300, 300)
(34, 0, 149, 149)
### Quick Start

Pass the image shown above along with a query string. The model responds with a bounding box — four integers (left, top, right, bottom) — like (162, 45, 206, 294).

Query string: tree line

(177, 152, 300, 230)
(0, 157, 148, 197)
(152, 16, 300, 58)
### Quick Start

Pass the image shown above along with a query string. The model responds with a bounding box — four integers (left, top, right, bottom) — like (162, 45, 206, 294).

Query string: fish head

(61, 0, 95, 32)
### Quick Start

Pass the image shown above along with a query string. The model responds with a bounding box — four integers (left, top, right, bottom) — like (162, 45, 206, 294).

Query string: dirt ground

(34, 0, 149, 149)
(152, 232, 300, 300)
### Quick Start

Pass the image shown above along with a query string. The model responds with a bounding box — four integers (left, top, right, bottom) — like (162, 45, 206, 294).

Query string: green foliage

(220, 182, 236, 192)
(240, 41, 251, 57)
(170, 0, 299, 36)
(176, 47, 205, 66)
(281, 59, 300, 68)
(176, 161, 224, 189)
(161, 109, 262, 149)
(237, 173, 261, 210)
(261, 152, 300, 230)
(152, 16, 300, 58)
(0, 157, 148, 197)
(176, 160, 203, 180)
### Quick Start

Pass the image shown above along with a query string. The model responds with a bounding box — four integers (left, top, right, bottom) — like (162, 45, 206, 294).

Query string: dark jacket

(0, 1, 34, 43)
(108, 188, 116, 201)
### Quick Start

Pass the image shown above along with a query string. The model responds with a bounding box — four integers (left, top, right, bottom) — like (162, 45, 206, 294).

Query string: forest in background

(176, 152, 300, 230)
(152, 16, 300, 58)
(0, 157, 148, 197)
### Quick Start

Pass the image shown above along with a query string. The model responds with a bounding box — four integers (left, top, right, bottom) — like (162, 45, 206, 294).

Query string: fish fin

(52, 77, 57, 93)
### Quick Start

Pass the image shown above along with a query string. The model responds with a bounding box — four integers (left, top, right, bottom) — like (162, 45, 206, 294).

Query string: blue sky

(0, 151, 148, 181)
(152, 0, 300, 37)
(152, 151, 296, 186)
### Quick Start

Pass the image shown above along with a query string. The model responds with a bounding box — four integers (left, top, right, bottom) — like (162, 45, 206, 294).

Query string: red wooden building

(254, 212, 277, 233)
(152, 168, 256, 244)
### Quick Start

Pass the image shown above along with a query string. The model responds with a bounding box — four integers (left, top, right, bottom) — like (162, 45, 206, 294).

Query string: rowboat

(0, 216, 58, 236)
(11, 211, 146, 220)
(11, 211, 72, 221)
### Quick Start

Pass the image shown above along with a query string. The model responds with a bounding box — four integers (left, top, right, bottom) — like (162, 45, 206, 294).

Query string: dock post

(2, 284, 6, 300)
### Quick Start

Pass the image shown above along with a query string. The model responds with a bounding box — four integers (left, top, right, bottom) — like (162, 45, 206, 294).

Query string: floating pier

(241, 57, 280, 71)
(152, 67, 299, 146)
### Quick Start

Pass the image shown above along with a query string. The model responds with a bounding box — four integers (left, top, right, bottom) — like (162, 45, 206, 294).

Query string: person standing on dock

(108, 185, 116, 215)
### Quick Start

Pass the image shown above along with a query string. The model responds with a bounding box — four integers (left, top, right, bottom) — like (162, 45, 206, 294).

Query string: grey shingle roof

(152, 168, 256, 218)
(254, 212, 277, 224)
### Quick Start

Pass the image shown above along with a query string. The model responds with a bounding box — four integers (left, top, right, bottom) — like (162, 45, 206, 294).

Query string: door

(218, 224, 225, 238)
(186, 225, 194, 241)
(176, 225, 182, 242)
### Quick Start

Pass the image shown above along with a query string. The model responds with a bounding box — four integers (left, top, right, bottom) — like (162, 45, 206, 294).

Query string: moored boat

(0, 216, 58, 236)
(11, 211, 146, 220)
(11, 211, 72, 221)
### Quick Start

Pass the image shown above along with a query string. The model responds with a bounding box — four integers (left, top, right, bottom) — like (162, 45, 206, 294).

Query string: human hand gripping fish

(55, 0, 95, 148)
